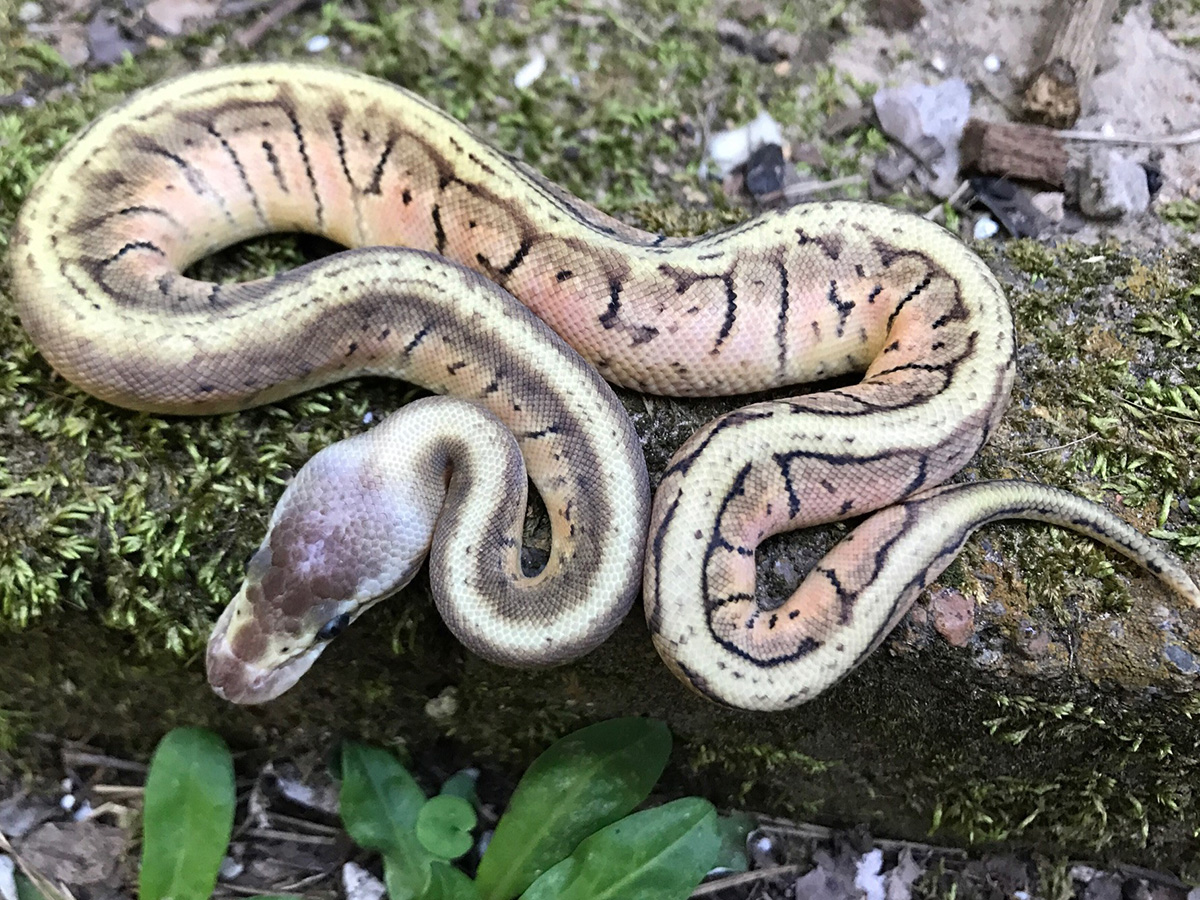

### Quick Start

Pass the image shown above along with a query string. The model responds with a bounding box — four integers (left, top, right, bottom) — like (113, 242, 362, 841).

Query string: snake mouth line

(205, 602, 324, 704)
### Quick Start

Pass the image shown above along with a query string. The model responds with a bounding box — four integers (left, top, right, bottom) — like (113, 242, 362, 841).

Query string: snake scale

(10, 64, 1199, 710)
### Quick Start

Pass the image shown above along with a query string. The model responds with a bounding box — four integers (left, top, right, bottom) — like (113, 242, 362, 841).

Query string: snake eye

(316, 612, 350, 642)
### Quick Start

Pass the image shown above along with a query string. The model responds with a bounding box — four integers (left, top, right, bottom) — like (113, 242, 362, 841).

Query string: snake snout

(206, 635, 320, 704)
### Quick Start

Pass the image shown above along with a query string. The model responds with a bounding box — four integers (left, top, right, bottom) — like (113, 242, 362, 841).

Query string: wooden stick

(1022, 0, 1119, 128)
(236, 0, 311, 49)
(960, 119, 1069, 188)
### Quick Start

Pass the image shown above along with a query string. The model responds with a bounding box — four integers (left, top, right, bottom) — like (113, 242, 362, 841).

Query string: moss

(2, 0, 1200, 876)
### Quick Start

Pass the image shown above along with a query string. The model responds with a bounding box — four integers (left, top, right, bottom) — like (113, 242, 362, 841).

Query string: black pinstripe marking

(826, 280, 854, 338)
(884, 273, 933, 335)
(775, 261, 790, 374)
(404, 326, 429, 353)
(431, 205, 447, 255)
(665, 408, 775, 478)
(712, 274, 738, 352)
(281, 102, 323, 229)
(261, 140, 289, 192)
(364, 133, 397, 195)
(140, 144, 235, 225)
(207, 122, 266, 225)
(330, 111, 354, 188)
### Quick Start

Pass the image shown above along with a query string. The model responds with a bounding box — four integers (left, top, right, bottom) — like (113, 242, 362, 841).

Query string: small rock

(886, 848, 924, 900)
(873, 79, 971, 198)
(1164, 643, 1197, 674)
(305, 34, 330, 53)
(17, 2, 42, 22)
(1030, 191, 1065, 223)
(1073, 149, 1151, 219)
(706, 110, 784, 179)
(513, 51, 546, 89)
(929, 587, 975, 647)
(855, 849, 885, 900)
(19, 822, 126, 885)
(144, 0, 219, 36)
(973, 216, 999, 240)
(1083, 873, 1124, 900)
(1019, 626, 1052, 660)
(343, 861, 386, 900)
(0, 856, 16, 900)
(218, 857, 244, 880)
(744, 143, 785, 198)
(86, 11, 139, 66)
(754, 28, 801, 63)
(0, 792, 56, 839)
(716, 18, 754, 54)
(983, 54, 1001, 73)
(426, 686, 459, 724)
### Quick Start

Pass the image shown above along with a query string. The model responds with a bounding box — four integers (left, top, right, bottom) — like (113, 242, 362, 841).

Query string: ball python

(10, 64, 1199, 711)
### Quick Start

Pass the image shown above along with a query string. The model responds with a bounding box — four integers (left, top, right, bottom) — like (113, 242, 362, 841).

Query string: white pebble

(973, 216, 999, 240)
(18, 2, 42, 22)
(59, 793, 76, 811)
(219, 857, 245, 880)
(513, 51, 547, 90)
(306, 34, 330, 53)
(929, 54, 947, 74)
(362, 411, 374, 425)
(0, 856, 17, 900)
(983, 54, 1001, 72)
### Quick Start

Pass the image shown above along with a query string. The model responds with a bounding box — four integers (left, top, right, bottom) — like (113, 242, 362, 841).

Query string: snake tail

(650, 480, 1200, 711)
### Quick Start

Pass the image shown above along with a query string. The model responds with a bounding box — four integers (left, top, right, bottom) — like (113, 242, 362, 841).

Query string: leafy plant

(140, 728, 237, 900)
(337, 717, 746, 900)
(9, 720, 746, 900)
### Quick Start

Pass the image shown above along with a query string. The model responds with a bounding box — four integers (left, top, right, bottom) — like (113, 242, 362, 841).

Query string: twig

(89, 784, 146, 796)
(61, 750, 147, 773)
(1054, 125, 1200, 146)
(780, 173, 865, 200)
(1023, 434, 1097, 456)
(217, 883, 306, 897)
(244, 828, 338, 845)
(754, 817, 969, 858)
(265, 812, 342, 835)
(691, 865, 802, 896)
(924, 180, 971, 220)
(237, 0, 311, 49)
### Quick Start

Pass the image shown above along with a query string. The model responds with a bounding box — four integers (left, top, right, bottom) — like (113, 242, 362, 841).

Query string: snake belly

(9, 63, 1199, 709)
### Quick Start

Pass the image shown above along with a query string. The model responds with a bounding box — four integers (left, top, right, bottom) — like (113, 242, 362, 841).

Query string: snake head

(205, 431, 441, 704)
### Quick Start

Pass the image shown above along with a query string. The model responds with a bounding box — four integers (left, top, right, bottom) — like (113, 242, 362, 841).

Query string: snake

(10, 63, 1199, 711)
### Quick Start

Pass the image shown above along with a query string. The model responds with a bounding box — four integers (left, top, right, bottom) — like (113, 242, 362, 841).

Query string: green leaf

(712, 813, 754, 872)
(14, 873, 49, 900)
(520, 798, 721, 900)
(439, 769, 479, 803)
(416, 795, 477, 860)
(475, 718, 672, 900)
(339, 742, 428, 856)
(380, 831, 435, 900)
(427, 861, 481, 900)
(138, 728, 236, 900)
